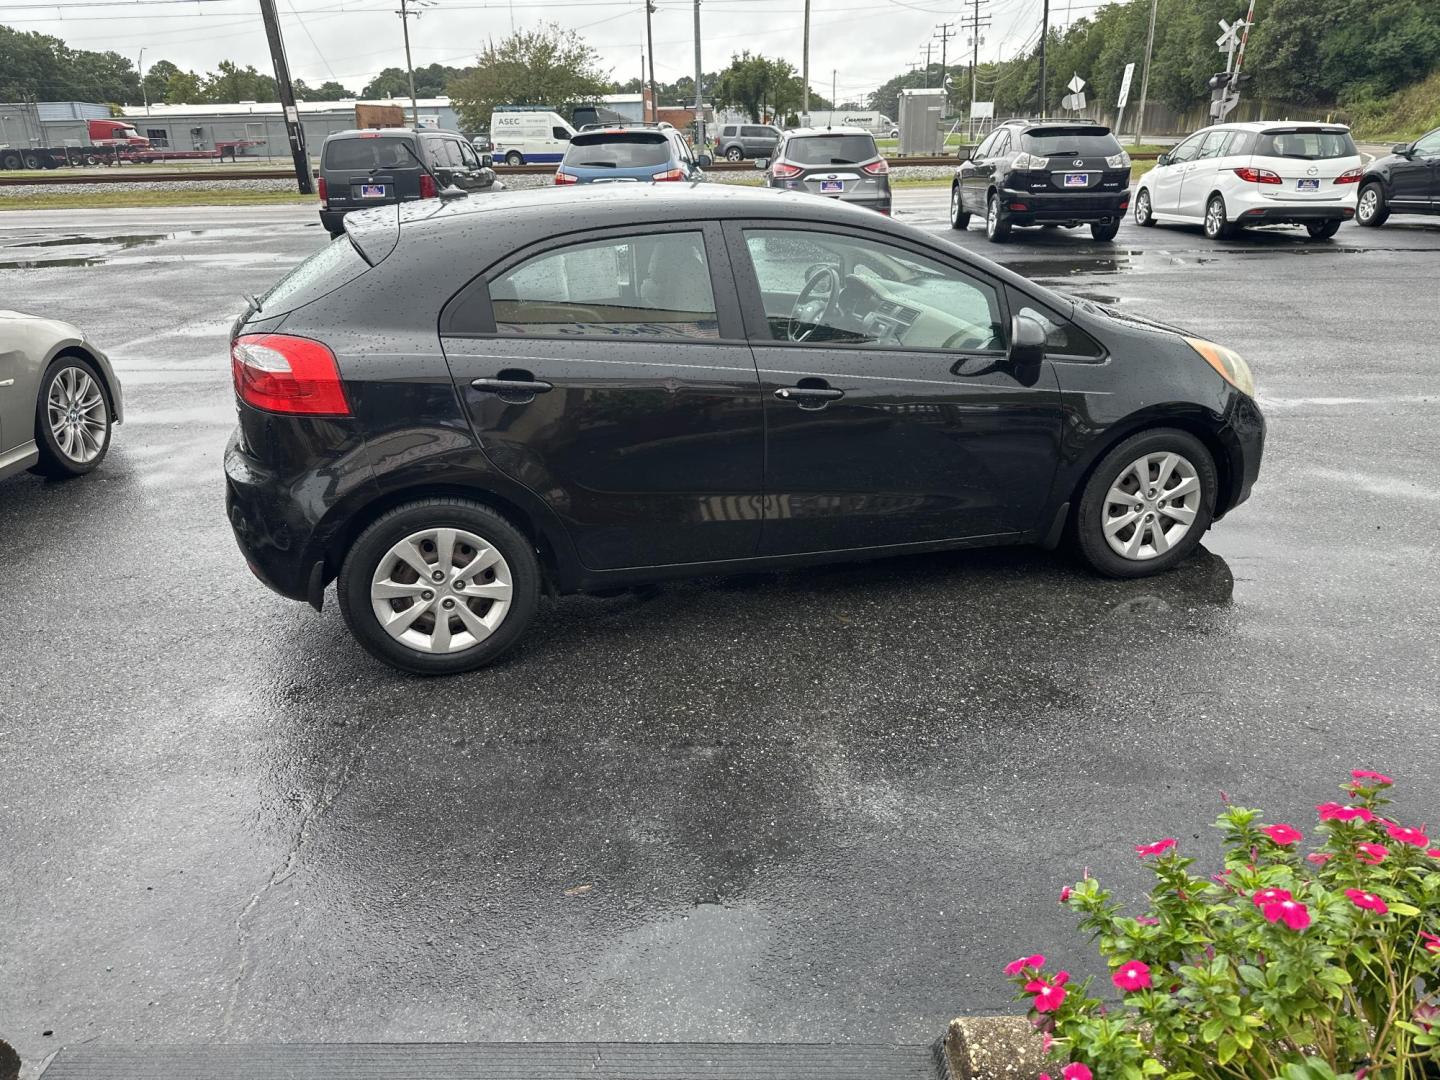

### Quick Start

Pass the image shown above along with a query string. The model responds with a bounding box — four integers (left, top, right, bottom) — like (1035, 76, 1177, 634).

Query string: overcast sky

(14, 0, 1105, 106)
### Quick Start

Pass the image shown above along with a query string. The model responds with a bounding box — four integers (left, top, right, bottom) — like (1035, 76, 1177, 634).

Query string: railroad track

(0, 154, 1157, 187)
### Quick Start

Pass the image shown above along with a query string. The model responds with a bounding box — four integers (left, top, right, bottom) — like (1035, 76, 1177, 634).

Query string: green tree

(201, 60, 277, 103)
(713, 53, 813, 122)
(162, 69, 205, 104)
(448, 23, 609, 129)
(311, 80, 357, 99)
(141, 59, 179, 104)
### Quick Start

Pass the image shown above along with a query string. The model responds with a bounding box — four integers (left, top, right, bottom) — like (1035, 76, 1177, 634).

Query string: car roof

(324, 127, 452, 140)
(784, 126, 873, 138)
(1196, 120, 1352, 132)
(999, 118, 1109, 131)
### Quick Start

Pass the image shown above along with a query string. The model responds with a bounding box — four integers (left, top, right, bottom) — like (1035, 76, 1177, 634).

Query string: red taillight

(651, 168, 686, 181)
(861, 159, 890, 175)
(1008, 201, 1029, 211)
(316, 175, 328, 206)
(419, 173, 437, 199)
(771, 162, 802, 179)
(554, 170, 578, 185)
(1334, 167, 1362, 184)
(1234, 167, 1282, 185)
(231, 334, 351, 416)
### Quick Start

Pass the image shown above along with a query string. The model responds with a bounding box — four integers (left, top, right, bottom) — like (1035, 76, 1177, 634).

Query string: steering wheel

(942, 327, 991, 351)
(787, 266, 841, 342)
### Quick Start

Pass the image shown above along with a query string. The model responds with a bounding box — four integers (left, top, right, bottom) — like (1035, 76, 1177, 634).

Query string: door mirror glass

(754, 157, 769, 169)
(696, 153, 713, 167)
(1156, 152, 1170, 167)
(1393, 142, 1413, 156)
(1009, 313, 1047, 384)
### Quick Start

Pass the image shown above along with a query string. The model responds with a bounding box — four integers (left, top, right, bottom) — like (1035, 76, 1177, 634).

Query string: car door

(1148, 132, 1203, 214)
(1175, 128, 1231, 219)
(961, 129, 1005, 213)
(1392, 128, 1440, 208)
(438, 223, 765, 570)
(725, 221, 1063, 555)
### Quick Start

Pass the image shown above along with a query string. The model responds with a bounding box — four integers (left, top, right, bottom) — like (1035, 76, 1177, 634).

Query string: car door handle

(775, 384, 844, 405)
(472, 376, 553, 394)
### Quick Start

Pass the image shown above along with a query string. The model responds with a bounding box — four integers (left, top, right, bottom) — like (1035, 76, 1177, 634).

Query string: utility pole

(645, 0, 657, 121)
(396, 0, 424, 127)
(257, 0, 312, 194)
(138, 48, 149, 114)
(693, 0, 704, 149)
(934, 22, 955, 112)
(802, 0, 811, 119)
(961, 0, 989, 140)
(924, 41, 932, 87)
(1037, 0, 1049, 115)
(1135, 0, 1158, 144)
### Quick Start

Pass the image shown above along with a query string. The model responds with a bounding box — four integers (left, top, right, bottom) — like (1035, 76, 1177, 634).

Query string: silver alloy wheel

(1358, 187, 1378, 222)
(369, 526, 514, 654)
(1102, 451, 1201, 561)
(986, 197, 997, 236)
(1205, 198, 1225, 237)
(46, 366, 107, 463)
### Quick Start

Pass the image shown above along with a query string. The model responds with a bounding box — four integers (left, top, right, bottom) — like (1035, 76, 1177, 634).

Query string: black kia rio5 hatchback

(226, 184, 1264, 674)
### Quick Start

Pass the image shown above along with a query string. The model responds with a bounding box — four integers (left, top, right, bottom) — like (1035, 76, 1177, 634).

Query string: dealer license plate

(1063, 173, 1089, 187)
(819, 180, 844, 193)
(359, 184, 387, 198)
(1296, 178, 1320, 191)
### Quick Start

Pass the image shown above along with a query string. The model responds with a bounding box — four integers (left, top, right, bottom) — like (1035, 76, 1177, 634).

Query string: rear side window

(742, 126, 773, 138)
(1021, 128, 1122, 156)
(1219, 130, 1255, 156)
(565, 133, 672, 169)
(323, 136, 414, 171)
(258, 235, 370, 317)
(785, 134, 878, 165)
(490, 231, 719, 340)
(1256, 129, 1357, 159)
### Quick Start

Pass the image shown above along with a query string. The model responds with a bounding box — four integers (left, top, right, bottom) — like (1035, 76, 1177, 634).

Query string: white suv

(1134, 122, 1362, 240)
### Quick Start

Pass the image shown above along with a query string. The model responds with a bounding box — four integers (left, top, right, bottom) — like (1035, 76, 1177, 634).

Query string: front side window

(1411, 129, 1440, 158)
(490, 231, 719, 340)
(743, 229, 1003, 352)
(552, 127, 571, 141)
(1166, 134, 1205, 164)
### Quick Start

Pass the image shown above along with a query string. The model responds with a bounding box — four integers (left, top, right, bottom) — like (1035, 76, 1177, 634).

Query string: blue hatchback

(555, 126, 711, 186)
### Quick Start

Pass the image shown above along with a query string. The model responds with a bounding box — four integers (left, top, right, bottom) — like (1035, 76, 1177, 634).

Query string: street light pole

(801, 0, 810, 120)
(138, 48, 149, 114)
(398, 0, 420, 126)
(1135, 0, 1158, 144)
(645, 0, 657, 121)
(693, 0, 704, 148)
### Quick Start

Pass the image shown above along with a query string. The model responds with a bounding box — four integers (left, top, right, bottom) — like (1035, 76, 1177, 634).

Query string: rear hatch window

(785, 134, 878, 165)
(1021, 128, 1122, 157)
(254, 234, 372, 319)
(1255, 128, 1357, 159)
(564, 132, 671, 169)
(322, 136, 417, 171)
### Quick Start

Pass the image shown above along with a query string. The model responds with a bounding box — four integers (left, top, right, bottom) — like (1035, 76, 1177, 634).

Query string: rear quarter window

(257, 235, 371, 317)
(322, 136, 416, 171)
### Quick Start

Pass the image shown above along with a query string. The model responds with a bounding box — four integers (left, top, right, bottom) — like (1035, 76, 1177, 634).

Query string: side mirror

(962, 145, 975, 161)
(1009, 314, 1047, 385)
(312, 168, 320, 179)
(696, 153, 713, 167)
(480, 153, 493, 168)
(1392, 142, 1413, 156)
(754, 157, 769, 170)
(1156, 152, 1171, 167)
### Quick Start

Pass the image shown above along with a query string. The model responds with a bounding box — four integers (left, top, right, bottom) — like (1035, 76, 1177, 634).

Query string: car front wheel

(1356, 182, 1388, 227)
(1074, 429, 1217, 578)
(34, 356, 112, 478)
(950, 184, 970, 230)
(338, 499, 541, 675)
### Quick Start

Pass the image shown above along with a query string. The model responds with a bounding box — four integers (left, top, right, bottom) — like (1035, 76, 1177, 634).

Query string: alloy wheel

(1358, 188, 1378, 223)
(1205, 199, 1225, 238)
(1101, 451, 1201, 561)
(1136, 190, 1151, 225)
(369, 527, 514, 654)
(46, 366, 108, 464)
(986, 198, 996, 237)
(951, 185, 961, 222)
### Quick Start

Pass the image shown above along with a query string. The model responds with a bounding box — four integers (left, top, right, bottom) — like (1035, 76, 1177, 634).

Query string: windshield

(1256, 129, 1357, 160)
(1022, 129, 1122, 156)
(785, 134, 878, 165)
(564, 133, 672, 169)
(322, 136, 416, 171)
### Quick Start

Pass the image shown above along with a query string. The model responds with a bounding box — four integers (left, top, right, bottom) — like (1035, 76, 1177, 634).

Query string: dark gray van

(317, 128, 500, 237)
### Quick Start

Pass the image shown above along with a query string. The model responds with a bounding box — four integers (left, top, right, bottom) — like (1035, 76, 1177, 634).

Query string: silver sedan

(0, 310, 122, 481)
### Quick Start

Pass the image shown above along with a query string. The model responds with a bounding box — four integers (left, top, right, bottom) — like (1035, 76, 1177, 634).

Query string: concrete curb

(941, 1016, 1047, 1080)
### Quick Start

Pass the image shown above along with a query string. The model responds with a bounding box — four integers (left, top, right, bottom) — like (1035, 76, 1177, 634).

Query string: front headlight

(1185, 337, 1255, 397)
(1106, 151, 1131, 168)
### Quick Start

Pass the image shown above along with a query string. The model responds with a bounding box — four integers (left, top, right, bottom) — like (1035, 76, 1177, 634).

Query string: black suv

(316, 128, 499, 237)
(952, 120, 1132, 242)
(1355, 126, 1440, 227)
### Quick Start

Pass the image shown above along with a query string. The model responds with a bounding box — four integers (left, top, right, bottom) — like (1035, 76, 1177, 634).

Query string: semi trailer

(0, 118, 263, 170)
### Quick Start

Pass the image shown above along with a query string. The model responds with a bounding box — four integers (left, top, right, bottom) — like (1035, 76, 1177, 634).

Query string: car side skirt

(0, 439, 39, 481)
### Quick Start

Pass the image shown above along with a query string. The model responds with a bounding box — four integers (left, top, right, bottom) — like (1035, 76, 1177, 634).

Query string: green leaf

(1201, 1017, 1226, 1042)
(1389, 901, 1421, 916)
(1217, 1034, 1238, 1065)
(1237, 964, 1266, 988)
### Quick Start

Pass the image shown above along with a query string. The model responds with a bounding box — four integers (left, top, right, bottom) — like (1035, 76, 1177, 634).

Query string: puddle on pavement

(0, 225, 300, 270)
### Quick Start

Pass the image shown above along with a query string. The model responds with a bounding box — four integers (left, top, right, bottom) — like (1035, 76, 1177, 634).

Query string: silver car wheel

(1102, 451, 1201, 561)
(1358, 187, 1378, 222)
(1205, 199, 1225, 237)
(46, 366, 108, 464)
(370, 527, 514, 654)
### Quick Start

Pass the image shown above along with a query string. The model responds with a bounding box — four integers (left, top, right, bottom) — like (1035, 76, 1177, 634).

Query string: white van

(490, 110, 575, 165)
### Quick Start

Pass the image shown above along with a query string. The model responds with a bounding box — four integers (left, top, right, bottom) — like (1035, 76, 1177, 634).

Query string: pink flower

(1135, 838, 1178, 857)
(1261, 898, 1311, 931)
(1062, 1066, 1093, 1080)
(1136, 916, 1159, 926)
(1346, 889, 1389, 915)
(1420, 932, 1440, 954)
(1426, 850, 1440, 860)
(1386, 823, 1429, 848)
(1352, 770, 1394, 785)
(1053, 970, 1070, 986)
(1252, 887, 1293, 907)
(1112, 960, 1152, 992)
(1318, 802, 1376, 823)
(1307, 852, 1334, 865)
(1358, 843, 1389, 864)
(1026, 976, 1067, 1012)
(1262, 823, 1302, 846)
(1042, 1033, 1053, 1054)
(1004, 954, 1045, 977)
(1059, 886, 1072, 903)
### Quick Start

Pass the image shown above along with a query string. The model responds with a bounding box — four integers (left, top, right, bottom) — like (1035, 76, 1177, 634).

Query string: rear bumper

(999, 188, 1129, 224)
(319, 207, 349, 234)
(1238, 203, 1355, 224)
(224, 430, 318, 602)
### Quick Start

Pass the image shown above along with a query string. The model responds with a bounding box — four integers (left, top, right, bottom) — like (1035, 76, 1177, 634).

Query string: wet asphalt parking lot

(2, 190, 1439, 1072)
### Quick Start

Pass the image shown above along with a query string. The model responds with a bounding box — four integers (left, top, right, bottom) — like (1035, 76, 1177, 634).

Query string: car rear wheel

(726, 146, 744, 162)
(1356, 182, 1388, 227)
(950, 184, 970, 230)
(1305, 219, 1341, 239)
(1134, 188, 1155, 227)
(1203, 194, 1235, 240)
(1090, 220, 1120, 241)
(985, 193, 1011, 241)
(1074, 428, 1217, 579)
(34, 356, 112, 478)
(504, 150, 523, 166)
(338, 499, 541, 675)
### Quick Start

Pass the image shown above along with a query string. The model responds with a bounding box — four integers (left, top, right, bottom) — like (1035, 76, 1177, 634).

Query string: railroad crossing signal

(1217, 18, 1246, 50)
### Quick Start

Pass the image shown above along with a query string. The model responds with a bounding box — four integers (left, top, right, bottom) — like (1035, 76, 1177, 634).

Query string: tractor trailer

(0, 118, 262, 170)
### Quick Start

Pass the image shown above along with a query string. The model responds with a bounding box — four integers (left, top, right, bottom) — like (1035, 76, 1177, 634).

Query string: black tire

(337, 498, 541, 675)
(1074, 428, 1217, 579)
(22, 151, 43, 170)
(0, 150, 20, 170)
(1203, 194, 1235, 240)
(1356, 182, 1388, 227)
(504, 150, 523, 166)
(1134, 187, 1155, 227)
(949, 183, 970, 230)
(1305, 219, 1341, 240)
(1090, 220, 1120, 241)
(33, 355, 113, 478)
(985, 192, 1012, 241)
(725, 146, 744, 162)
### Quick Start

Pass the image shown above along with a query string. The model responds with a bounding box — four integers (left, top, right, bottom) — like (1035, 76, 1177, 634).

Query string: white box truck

(806, 110, 898, 137)
(490, 109, 576, 165)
